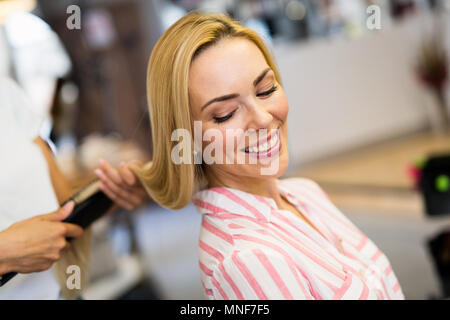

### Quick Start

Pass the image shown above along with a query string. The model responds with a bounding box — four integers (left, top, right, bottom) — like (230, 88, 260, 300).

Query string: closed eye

(257, 85, 278, 97)
(213, 109, 237, 123)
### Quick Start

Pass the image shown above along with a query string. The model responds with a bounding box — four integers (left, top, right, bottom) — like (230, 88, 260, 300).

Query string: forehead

(188, 38, 269, 95)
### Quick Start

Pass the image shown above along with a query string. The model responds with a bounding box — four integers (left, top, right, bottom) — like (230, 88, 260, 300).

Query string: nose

(246, 98, 273, 130)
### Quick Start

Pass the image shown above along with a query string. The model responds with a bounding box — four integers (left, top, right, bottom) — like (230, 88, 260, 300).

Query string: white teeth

(246, 133, 279, 153)
(270, 134, 278, 147)
(260, 143, 268, 152)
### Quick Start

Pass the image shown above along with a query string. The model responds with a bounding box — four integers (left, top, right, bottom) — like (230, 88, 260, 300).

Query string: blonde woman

(98, 11, 405, 300)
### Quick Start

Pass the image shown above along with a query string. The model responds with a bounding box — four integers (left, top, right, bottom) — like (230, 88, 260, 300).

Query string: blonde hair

(132, 11, 282, 209)
(54, 229, 92, 299)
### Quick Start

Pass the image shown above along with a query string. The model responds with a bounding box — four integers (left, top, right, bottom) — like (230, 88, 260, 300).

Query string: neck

(206, 168, 284, 208)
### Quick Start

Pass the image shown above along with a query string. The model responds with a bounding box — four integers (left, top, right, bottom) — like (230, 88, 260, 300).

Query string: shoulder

(280, 177, 364, 235)
(0, 77, 43, 141)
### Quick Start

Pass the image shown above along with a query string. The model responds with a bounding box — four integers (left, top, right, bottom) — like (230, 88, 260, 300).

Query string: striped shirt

(193, 178, 404, 300)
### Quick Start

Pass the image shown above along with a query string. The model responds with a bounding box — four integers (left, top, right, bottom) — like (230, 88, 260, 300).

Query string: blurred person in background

(0, 74, 147, 299)
(0, 8, 147, 299)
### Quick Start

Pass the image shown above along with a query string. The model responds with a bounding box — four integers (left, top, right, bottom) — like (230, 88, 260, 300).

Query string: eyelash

(256, 85, 278, 97)
(213, 109, 237, 123)
(213, 85, 278, 123)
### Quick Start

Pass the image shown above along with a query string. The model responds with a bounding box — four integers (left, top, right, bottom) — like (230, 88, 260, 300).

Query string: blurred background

(1, 0, 450, 300)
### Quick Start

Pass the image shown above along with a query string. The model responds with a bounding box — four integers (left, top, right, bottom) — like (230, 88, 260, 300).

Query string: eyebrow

(201, 67, 272, 111)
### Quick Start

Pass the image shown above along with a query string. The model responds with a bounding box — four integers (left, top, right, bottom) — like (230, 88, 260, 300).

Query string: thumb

(43, 201, 75, 222)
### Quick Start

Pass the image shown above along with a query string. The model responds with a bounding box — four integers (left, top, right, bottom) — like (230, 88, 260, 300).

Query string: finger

(42, 201, 75, 221)
(96, 172, 143, 209)
(61, 223, 84, 238)
(98, 173, 130, 199)
(128, 159, 144, 168)
(64, 242, 72, 250)
(59, 238, 69, 250)
(119, 162, 137, 186)
(99, 184, 134, 210)
(95, 168, 113, 188)
(130, 187, 147, 203)
(100, 183, 140, 209)
(126, 193, 144, 207)
(96, 167, 135, 194)
(117, 200, 134, 211)
(134, 186, 148, 198)
(124, 186, 147, 204)
(99, 159, 123, 186)
(100, 185, 134, 210)
(98, 169, 138, 204)
(99, 181, 116, 200)
(118, 188, 144, 207)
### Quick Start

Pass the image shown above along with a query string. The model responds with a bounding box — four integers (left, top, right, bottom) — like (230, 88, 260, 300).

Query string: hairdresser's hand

(0, 202, 84, 275)
(95, 159, 148, 210)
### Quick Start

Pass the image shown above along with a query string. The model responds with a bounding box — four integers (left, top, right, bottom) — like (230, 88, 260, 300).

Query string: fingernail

(95, 169, 103, 178)
(63, 201, 74, 212)
(99, 159, 105, 167)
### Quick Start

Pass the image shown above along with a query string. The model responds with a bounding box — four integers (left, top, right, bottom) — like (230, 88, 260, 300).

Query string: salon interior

(1, 0, 450, 300)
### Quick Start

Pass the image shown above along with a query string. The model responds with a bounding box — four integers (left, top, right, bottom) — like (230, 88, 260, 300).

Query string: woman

(100, 11, 404, 300)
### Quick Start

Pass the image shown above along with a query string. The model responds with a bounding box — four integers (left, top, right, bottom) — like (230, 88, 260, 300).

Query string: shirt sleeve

(211, 249, 315, 300)
(0, 77, 44, 145)
(291, 178, 406, 300)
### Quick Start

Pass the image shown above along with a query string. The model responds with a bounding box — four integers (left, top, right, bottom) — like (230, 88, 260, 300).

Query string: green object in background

(435, 174, 450, 192)
(414, 156, 427, 169)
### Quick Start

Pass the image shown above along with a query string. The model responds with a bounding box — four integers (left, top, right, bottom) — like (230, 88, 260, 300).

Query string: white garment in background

(0, 77, 60, 299)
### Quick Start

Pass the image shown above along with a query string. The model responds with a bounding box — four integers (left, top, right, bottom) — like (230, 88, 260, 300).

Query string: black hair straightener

(0, 180, 114, 287)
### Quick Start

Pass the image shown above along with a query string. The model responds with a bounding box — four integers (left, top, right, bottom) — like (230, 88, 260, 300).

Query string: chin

(248, 153, 289, 179)
(265, 155, 289, 179)
(243, 137, 289, 179)
(274, 146, 289, 178)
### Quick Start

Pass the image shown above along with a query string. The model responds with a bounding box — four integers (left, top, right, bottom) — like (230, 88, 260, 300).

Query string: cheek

(200, 127, 231, 156)
(271, 92, 289, 122)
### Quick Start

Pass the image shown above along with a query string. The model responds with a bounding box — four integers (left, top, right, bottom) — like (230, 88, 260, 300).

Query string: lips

(241, 130, 281, 158)
(244, 131, 278, 153)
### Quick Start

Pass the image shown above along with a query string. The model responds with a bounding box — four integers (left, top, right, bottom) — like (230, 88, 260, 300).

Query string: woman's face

(189, 37, 289, 184)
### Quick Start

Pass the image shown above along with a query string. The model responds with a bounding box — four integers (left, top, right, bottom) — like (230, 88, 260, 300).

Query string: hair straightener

(0, 180, 114, 287)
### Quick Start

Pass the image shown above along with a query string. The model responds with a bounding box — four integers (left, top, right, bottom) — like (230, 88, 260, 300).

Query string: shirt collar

(192, 179, 296, 223)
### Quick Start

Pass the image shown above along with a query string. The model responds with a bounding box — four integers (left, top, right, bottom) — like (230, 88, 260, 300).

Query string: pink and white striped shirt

(193, 178, 405, 300)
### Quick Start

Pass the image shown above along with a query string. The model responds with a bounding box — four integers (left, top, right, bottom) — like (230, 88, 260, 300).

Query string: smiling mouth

(241, 129, 281, 156)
